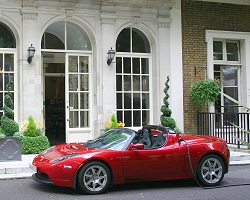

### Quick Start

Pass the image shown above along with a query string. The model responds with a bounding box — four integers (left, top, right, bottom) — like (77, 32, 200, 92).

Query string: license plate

(29, 163, 37, 172)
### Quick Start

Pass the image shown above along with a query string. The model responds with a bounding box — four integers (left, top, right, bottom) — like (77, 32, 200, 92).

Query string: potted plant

(0, 76, 21, 161)
(190, 76, 220, 108)
(104, 114, 125, 132)
(160, 76, 177, 130)
(20, 116, 50, 154)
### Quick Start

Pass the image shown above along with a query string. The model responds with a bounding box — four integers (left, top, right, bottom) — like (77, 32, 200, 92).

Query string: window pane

(116, 28, 130, 52)
(41, 32, 65, 49)
(4, 54, 14, 71)
(4, 73, 14, 91)
(116, 75, 122, 91)
(116, 57, 122, 73)
(132, 58, 140, 74)
(142, 76, 149, 91)
(0, 93, 3, 108)
(223, 87, 238, 113)
(67, 22, 91, 50)
(142, 111, 150, 125)
(0, 73, 2, 91)
(42, 22, 65, 50)
(80, 74, 89, 91)
(69, 111, 78, 127)
(132, 28, 150, 53)
(213, 41, 223, 60)
(133, 93, 141, 109)
(133, 75, 140, 91)
(69, 56, 78, 72)
(117, 111, 123, 123)
(142, 93, 149, 109)
(116, 93, 122, 109)
(79, 56, 88, 73)
(226, 42, 239, 61)
(80, 93, 89, 109)
(69, 74, 78, 91)
(0, 22, 16, 48)
(141, 58, 149, 74)
(80, 111, 89, 127)
(124, 111, 132, 127)
(69, 92, 78, 109)
(0, 54, 3, 72)
(124, 57, 131, 73)
(124, 75, 131, 91)
(133, 111, 141, 126)
(124, 93, 131, 109)
(223, 67, 237, 86)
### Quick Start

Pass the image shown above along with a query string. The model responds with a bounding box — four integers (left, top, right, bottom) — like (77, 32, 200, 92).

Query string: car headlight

(39, 146, 55, 155)
(52, 153, 80, 163)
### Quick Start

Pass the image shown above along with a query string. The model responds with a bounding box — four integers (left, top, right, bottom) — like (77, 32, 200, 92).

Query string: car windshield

(84, 129, 133, 150)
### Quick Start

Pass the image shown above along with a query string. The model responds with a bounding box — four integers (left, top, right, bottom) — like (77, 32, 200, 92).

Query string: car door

(122, 143, 186, 181)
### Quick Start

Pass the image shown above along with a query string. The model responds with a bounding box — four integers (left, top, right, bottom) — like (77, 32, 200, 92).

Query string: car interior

(133, 129, 167, 149)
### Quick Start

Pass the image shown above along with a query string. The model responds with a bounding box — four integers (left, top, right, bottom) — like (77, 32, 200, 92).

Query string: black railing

(197, 111, 250, 148)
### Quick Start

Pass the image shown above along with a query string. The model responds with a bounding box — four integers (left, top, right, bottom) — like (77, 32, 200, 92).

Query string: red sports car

(31, 125, 230, 195)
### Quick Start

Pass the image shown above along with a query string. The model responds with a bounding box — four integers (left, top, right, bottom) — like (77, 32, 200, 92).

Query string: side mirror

(128, 143, 144, 150)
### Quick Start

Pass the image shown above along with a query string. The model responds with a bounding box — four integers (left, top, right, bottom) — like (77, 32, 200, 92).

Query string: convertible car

(31, 125, 230, 195)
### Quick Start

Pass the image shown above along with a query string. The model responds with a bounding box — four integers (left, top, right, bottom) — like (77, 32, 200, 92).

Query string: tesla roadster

(31, 125, 230, 194)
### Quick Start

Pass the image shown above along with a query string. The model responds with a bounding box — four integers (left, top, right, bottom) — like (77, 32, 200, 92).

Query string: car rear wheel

(196, 154, 225, 187)
(77, 161, 111, 195)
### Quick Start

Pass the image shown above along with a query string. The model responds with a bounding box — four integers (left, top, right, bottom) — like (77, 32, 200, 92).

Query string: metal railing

(197, 110, 250, 148)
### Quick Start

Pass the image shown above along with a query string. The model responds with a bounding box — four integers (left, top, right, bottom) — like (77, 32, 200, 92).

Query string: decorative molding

(100, 17, 115, 25)
(157, 19, 172, 28)
(21, 10, 38, 20)
(66, 8, 74, 18)
(132, 16, 141, 25)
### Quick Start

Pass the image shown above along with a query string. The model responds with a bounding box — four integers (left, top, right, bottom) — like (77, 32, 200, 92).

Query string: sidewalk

(0, 148, 250, 180)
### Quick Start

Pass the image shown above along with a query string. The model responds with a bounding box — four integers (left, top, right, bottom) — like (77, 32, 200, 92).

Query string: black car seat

(151, 131, 164, 148)
(139, 129, 151, 148)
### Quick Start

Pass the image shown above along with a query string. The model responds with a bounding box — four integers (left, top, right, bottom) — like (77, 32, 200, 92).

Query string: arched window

(0, 22, 16, 48)
(116, 27, 151, 127)
(0, 22, 16, 118)
(41, 21, 91, 50)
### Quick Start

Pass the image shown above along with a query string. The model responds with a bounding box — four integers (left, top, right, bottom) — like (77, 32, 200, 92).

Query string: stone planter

(0, 136, 22, 161)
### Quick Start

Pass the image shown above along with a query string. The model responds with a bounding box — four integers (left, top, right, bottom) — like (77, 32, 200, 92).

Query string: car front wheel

(77, 161, 111, 195)
(196, 154, 225, 187)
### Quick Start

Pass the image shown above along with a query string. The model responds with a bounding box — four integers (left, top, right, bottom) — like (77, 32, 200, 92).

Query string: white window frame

(206, 30, 250, 110)
(0, 49, 17, 120)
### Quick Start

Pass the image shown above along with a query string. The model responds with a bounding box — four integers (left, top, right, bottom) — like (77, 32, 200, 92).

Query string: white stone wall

(0, 0, 184, 142)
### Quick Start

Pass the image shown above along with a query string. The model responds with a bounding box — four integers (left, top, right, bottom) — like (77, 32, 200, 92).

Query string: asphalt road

(0, 165, 250, 200)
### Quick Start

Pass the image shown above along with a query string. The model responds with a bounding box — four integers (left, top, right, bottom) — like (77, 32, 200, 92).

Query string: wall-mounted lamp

(27, 44, 36, 64)
(107, 47, 116, 65)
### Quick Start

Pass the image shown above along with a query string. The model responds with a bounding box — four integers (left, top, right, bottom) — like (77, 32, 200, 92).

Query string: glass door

(65, 54, 91, 142)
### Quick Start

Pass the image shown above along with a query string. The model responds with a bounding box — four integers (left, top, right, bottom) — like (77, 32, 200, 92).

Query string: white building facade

(0, 0, 183, 144)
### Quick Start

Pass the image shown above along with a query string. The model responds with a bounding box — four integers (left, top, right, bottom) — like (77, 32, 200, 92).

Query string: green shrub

(1, 115, 19, 136)
(22, 116, 42, 137)
(160, 76, 177, 130)
(0, 76, 19, 137)
(160, 116, 176, 130)
(22, 136, 50, 154)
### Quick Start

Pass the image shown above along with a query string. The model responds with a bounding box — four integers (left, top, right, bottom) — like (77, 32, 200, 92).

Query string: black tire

(196, 154, 225, 187)
(77, 161, 111, 195)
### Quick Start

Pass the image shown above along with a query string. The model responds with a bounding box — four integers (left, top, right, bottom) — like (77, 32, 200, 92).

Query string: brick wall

(181, 0, 250, 134)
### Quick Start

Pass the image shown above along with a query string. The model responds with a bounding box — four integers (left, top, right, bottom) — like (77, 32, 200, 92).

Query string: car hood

(35, 142, 111, 161)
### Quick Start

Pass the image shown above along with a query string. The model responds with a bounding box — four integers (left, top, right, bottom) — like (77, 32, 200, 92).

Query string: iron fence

(197, 111, 250, 148)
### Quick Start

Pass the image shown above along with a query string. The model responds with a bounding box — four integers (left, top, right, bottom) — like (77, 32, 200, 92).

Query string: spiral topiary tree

(160, 76, 176, 129)
(0, 76, 19, 136)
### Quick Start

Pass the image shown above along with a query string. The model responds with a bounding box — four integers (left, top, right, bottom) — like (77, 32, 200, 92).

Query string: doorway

(44, 62, 65, 145)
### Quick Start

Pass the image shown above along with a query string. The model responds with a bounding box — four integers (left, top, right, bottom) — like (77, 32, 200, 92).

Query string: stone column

(20, 7, 42, 123)
(99, 4, 116, 126)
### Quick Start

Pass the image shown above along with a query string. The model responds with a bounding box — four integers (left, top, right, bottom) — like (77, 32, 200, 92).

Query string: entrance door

(65, 54, 92, 142)
(43, 61, 65, 145)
